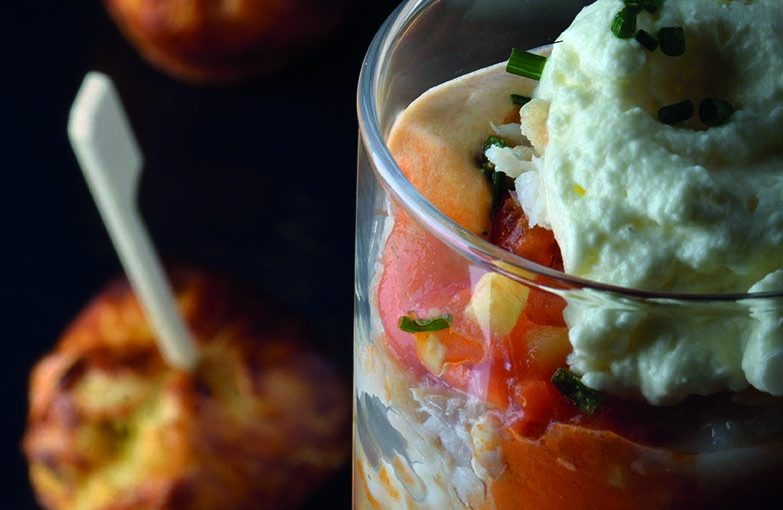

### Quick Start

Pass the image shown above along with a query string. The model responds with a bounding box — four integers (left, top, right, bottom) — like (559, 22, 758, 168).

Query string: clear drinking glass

(354, 1, 783, 508)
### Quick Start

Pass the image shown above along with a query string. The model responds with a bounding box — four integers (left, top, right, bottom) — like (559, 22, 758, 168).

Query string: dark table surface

(4, 1, 401, 507)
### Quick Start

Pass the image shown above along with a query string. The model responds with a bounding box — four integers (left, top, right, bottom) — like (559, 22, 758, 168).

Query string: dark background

(4, 1, 400, 507)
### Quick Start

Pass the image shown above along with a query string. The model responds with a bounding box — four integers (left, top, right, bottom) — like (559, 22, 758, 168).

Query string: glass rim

(356, 0, 783, 303)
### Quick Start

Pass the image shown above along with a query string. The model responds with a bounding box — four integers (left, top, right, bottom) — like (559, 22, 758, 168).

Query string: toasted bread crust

(103, 0, 346, 83)
(24, 269, 349, 510)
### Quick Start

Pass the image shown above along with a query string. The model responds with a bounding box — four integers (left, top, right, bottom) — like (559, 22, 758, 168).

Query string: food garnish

(699, 97, 735, 127)
(658, 99, 694, 124)
(479, 136, 516, 212)
(612, 1, 668, 48)
(551, 368, 602, 414)
(483, 135, 508, 154)
(634, 29, 659, 51)
(398, 314, 453, 333)
(611, 6, 640, 39)
(506, 49, 547, 80)
(658, 26, 686, 56)
(491, 172, 515, 213)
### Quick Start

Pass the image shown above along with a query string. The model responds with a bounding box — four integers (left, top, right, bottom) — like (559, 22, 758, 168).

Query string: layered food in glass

(354, 1, 783, 508)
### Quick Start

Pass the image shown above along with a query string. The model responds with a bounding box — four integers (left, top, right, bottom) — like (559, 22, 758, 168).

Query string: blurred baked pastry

(104, 0, 347, 83)
(23, 269, 350, 510)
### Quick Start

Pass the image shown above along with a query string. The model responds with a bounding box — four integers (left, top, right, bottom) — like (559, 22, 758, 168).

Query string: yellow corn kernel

(527, 325, 571, 372)
(414, 332, 447, 375)
(466, 272, 530, 338)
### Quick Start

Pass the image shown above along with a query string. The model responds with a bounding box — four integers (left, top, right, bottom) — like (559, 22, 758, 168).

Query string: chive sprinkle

(659, 26, 685, 56)
(699, 97, 735, 127)
(551, 368, 602, 415)
(483, 135, 507, 154)
(612, 6, 640, 39)
(658, 100, 694, 124)
(480, 136, 514, 211)
(398, 314, 452, 333)
(492, 170, 514, 213)
(634, 29, 658, 51)
(507, 48, 547, 80)
(511, 94, 532, 106)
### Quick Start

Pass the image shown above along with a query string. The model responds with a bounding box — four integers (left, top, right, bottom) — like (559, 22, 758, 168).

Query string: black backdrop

(4, 1, 401, 507)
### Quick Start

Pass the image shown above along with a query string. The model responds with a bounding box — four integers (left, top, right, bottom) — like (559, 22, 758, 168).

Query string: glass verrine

(355, 1, 783, 508)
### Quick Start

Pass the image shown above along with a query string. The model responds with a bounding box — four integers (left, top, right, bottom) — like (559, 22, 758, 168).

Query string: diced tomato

(509, 380, 570, 437)
(490, 195, 563, 270)
(377, 209, 577, 439)
(412, 328, 485, 377)
(480, 342, 518, 410)
(481, 361, 514, 410)
(489, 195, 567, 326)
(525, 286, 567, 327)
(524, 325, 571, 378)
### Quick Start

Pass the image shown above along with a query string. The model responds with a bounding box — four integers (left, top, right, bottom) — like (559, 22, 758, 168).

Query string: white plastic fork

(68, 72, 199, 371)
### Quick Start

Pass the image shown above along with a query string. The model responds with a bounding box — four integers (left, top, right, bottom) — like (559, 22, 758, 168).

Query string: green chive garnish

(511, 94, 532, 106)
(659, 26, 685, 56)
(551, 368, 602, 415)
(492, 170, 514, 212)
(658, 100, 694, 124)
(480, 136, 515, 212)
(483, 136, 507, 154)
(507, 48, 547, 80)
(699, 97, 735, 127)
(398, 314, 452, 333)
(612, 6, 640, 39)
(634, 29, 658, 51)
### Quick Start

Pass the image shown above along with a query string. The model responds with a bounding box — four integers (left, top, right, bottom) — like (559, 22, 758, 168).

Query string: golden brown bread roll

(103, 0, 347, 83)
(24, 269, 350, 510)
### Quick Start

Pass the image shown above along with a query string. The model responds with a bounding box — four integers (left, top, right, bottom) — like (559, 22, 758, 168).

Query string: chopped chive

(480, 136, 515, 212)
(699, 97, 735, 127)
(659, 26, 685, 56)
(507, 48, 547, 80)
(551, 368, 602, 415)
(482, 135, 507, 154)
(634, 29, 658, 51)
(398, 314, 452, 333)
(492, 170, 514, 213)
(612, 6, 640, 39)
(658, 100, 693, 124)
(511, 94, 532, 106)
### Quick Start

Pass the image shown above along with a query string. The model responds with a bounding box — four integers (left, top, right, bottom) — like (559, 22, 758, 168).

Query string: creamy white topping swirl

(509, 0, 783, 404)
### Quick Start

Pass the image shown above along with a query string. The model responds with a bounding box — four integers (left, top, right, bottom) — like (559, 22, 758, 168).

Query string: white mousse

(512, 0, 783, 404)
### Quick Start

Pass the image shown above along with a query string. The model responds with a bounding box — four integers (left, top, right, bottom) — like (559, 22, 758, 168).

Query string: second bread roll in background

(104, 0, 348, 83)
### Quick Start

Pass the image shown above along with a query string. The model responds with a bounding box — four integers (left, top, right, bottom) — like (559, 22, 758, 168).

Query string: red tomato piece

(490, 195, 563, 270)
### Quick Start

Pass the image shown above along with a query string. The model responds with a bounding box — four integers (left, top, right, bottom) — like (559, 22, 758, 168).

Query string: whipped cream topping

(529, 0, 783, 294)
(500, 0, 783, 404)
